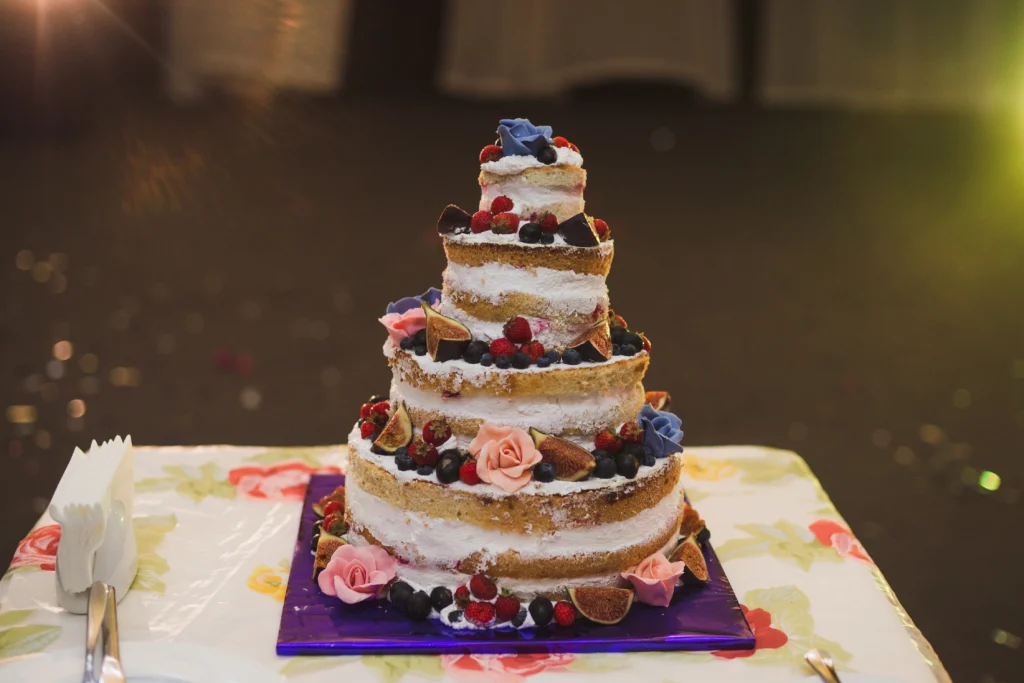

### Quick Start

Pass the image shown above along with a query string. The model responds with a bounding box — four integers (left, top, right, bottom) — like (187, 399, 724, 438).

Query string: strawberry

(454, 585, 472, 608)
(423, 420, 452, 447)
(360, 421, 378, 440)
(469, 573, 498, 600)
(491, 212, 519, 235)
(322, 500, 343, 518)
(459, 460, 481, 486)
(359, 402, 374, 419)
(552, 136, 569, 148)
(638, 332, 651, 353)
(569, 142, 580, 153)
(490, 195, 514, 214)
(594, 429, 623, 454)
(593, 218, 611, 241)
(502, 317, 533, 344)
(619, 422, 644, 443)
(471, 210, 493, 234)
(408, 438, 439, 466)
(323, 514, 348, 536)
(479, 144, 503, 163)
(608, 311, 628, 329)
(495, 595, 521, 622)
(465, 601, 496, 626)
(553, 601, 577, 627)
(521, 341, 544, 361)
(370, 401, 391, 426)
(489, 338, 517, 358)
(537, 212, 559, 234)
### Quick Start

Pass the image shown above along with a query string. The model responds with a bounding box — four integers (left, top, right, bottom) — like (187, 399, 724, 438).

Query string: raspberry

(465, 601, 496, 626)
(360, 421, 378, 440)
(408, 438, 439, 466)
(502, 317, 532, 344)
(489, 338, 517, 357)
(469, 573, 498, 600)
(490, 195, 514, 214)
(638, 332, 651, 353)
(538, 212, 559, 234)
(594, 429, 623, 454)
(454, 585, 472, 608)
(552, 136, 569, 148)
(322, 500, 343, 518)
(459, 460, 481, 486)
(569, 142, 580, 153)
(593, 218, 611, 241)
(553, 601, 577, 627)
(372, 401, 390, 416)
(480, 144, 503, 163)
(495, 595, 521, 622)
(423, 420, 452, 447)
(519, 341, 544, 362)
(471, 210, 493, 234)
(491, 212, 519, 235)
(359, 402, 373, 419)
(619, 422, 644, 443)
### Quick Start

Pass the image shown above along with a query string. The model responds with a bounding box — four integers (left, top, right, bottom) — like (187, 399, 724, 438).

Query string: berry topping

(619, 422, 644, 443)
(641, 448, 657, 467)
(489, 338, 517, 358)
(593, 457, 617, 479)
(359, 402, 373, 419)
(518, 222, 542, 244)
(431, 586, 454, 611)
(463, 340, 490, 364)
(539, 232, 555, 245)
(436, 450, 462, 484)
(454, 585, 472, 608)
(553, 601, 577, 627)
(503, 317, 533, 343)
(569, 142, 580, 153)
(412, 330, 427, 347)
(532, 461, 556, 483)
(322, 500, 343, 518)
(543, 349, 561, 363)
(511, 608, 528, 628)
(495, 595, 521, 623)
(465, 601, 496, 626)
(471, 210, 493, 234)
(529, 596, 554, 627)
(479, 144, 503, 163)
(620, 343, 638, 356)
(494, 354, 512, 369)
(697, 526, 711, 545)
(399, 337, 415, 351)
(360, 421, 379, 440)
(448, 610, 463, 624)
(595, 429, 624, 454)
(561, 348, 582, 365)
(519, 341, 545, 362)
(538, 212, 559, 234)
(593, 218, 611, 241)
(537, 145, 557, 165)
(323, 513, 347, 536)
(552, 136, 570, 148)
(395, 453, 415, 471)
(407, 591, 432, 621)
(491, 212, 519, 234)
(389, 581, 414, 611)
(459, 460, 481, 485)
(511, 352, 532, 369)
(615, 451, 639, 479)
(413, 344, 428, 356)
(639, 332, 651, 353)
(536, 356, 551, 368)
(490, 195, 514, 214)
(416, 465, 434, 476)
(469, 573, 498, 600)
(609, 312, 628, 329)
(423, 420, 452, 446)
(408, 438, 439, 467)
(480, 353, 494, 367)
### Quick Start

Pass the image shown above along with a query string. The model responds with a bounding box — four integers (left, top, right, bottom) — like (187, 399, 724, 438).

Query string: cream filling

(437, 303, 600, 349)
(479, 182, 584, 222)
(480, 146, 583, 175)
(443, 261, 607, 305)
(444, 231, 614, 253)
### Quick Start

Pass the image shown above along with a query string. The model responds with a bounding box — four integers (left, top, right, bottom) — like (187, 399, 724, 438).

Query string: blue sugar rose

(385, 287, 442, 315)
(639, 404, 684, 458)
(497, 118, 554, 157)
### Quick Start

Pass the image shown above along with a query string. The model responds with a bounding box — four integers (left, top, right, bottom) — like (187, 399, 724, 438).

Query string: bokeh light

(978, 470, 1001, 492)
(52, 340, 73, 361)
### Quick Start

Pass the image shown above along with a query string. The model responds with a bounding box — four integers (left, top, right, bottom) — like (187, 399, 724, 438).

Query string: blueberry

(623, 442, 646, 458)
(620, 343, 637, 357)
(696, 527, 711, 545)
(511, 607, 528, 627)
(395, 453, 415, 471)
(622, 332, 643, 349)
(389, 582, 414, 611)
(537, 145, 557, 165)
(467, 340, 489, 356)
(430, 586, 454, 611)
(416, 465, 434, 476)
(463, 348, 483, 364)
(394, 446, 408, 456)
(641, 447, 656, 467)
(539, 232, 555, 245)
(612, 344, 621, 356)
(533, 462, 556, 483)
(436, 452, 462, 484)
(591, 448, 610, 460)
(511, 352, 531, 369)
(480, 353, 494, 367)
(535, 356, 551, 368)
(414, 344, 428, 356)
(594, 457, 617, 479)
(610, 327, 626, 345)
(400, 337, 415, 350)
(543, 349, 561, 363)
(616, 452, 639, 479)
(518, 222, 542, 244)
(529, 596, 554, 626)
(309, 530, 321, 551)
(407, 590, 432, 621)
(448, 610, 463, 624)
(367, 394, 388, 405)
(495, 354, 512, 369)
(561, 349, 582, 365)
(413, 329, 427, 346)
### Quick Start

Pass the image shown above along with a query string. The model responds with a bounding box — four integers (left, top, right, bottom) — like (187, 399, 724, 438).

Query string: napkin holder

(49, 436, 138, 614)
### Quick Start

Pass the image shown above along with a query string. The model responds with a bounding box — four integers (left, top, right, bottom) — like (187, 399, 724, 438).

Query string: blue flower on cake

(385, 287, 442, 315)
(497, 118, 553, 157)
(639, 404, 684, 458)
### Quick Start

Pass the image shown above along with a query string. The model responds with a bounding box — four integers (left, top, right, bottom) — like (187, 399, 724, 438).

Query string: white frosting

(480, 147, 583, 175)
(445, 229, 614, 253)
(435, 307, 584, 349)
(479, 181, 584, 222)
(443, 261, 607, 305)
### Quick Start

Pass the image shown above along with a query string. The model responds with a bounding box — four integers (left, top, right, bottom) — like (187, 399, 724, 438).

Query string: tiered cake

(330, 119, 703, 629)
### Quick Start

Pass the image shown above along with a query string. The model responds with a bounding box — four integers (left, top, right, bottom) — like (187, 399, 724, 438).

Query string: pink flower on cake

(809, 520, 872, 563)
(10, 524, 61, 572)
(621, 551, 686, 607)
(441, 652, 576, 682)
(228, 462, 341, 501)
(469, 424, 543, 493)
(317, 544, 396, 604)
(379, 308, 427, 346)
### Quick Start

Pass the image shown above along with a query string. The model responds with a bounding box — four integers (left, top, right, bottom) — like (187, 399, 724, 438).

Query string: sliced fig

(373, 401, 413, 453)
(568, 322, 612, 362)
(312, 531, 347, 581)
(529, 428, 595, 481)
(569, 587, 634, 624)
(678, 503, 706, 539)
(437, 204, 472, 234)
(644, 391, 672, 411)
(558, 213, 599, 247)
(422, 302, 472, 362)
(669, 535, 710, 586)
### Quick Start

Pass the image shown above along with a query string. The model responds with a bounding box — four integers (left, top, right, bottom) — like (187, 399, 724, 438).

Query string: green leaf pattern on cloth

(717, 520, 844, 571)
(137, 463, 236, 503)
(0, 622, 62, 658)
(248, 447, 334, 468)
(730, 451, 812, 484)
(740, 586, 852, 669)
(132, 514, 177, 593)
(0, 610, 32, 627)
(280, 656, 348, 677)
(361, 654, 443, 682)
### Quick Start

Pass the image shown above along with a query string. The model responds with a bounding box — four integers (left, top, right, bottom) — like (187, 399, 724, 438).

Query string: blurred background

(1, 1, 1023, 680)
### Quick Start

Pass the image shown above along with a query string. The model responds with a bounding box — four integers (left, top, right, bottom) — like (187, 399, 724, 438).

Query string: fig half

(373, 401, 413, 454)
(568, 322, 613, 362)
(529, 428, 595, 481)
(422, 302, 472, 362)
(569, 587, 634, 624)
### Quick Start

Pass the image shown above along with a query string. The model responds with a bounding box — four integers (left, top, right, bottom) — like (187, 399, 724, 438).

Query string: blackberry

(400, 337, 415, 351)
(395, 453, 415, 471)
(623, 442, 646, 459)
(511, 352, 531, 369)
(561, 348, 582, 365)
(495, 354, 512, 369)
(612, 344, 621, 356)
(696, 527, 711, 545)
(610, 326, 626, 345)
(436, 451, 462, 484)
(407, 590, 432, 621)
(528, 596, 554, 627)
(539, 232, 555, 245)
(537, 145, 557, 164)
(591, 448, 611, 460)
(536, 356, 551, 368)
(620, 343, 638, 356)
(622, 332, 643, 350)
(389, 581, 414, 611)
(518, 222, 542, 244)
(413, 344, 428, 356)
(416, 465, 434, 476)
(430, 586, 454, 611)
(448, 610, 464, 624)
(543, 349, 561, 363)
(413, 329, 427, 347)
(616, 451, 639, 479)
(480, 353, 494, 367)
(532, 462, 556, 483)
(394, 446, 408, 456)
(466, 340, 489, 356)
(594, 457, 617, 479)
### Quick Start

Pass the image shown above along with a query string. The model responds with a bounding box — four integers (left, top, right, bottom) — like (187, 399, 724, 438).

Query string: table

(0, 445, 950, 682)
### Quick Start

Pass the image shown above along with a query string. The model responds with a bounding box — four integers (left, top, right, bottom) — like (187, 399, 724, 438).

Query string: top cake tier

(479, 147, 586, 223)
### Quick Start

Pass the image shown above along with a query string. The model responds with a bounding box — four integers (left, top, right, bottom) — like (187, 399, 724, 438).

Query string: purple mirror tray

(277, 474, 754, 655)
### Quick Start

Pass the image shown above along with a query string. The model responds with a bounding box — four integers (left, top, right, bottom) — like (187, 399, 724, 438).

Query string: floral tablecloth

(0, 445, 949, 682)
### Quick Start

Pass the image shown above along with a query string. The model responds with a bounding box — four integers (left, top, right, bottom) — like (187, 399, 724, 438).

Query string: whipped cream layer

(443, 261, 607, 305)
(480, 147, 582, 176)
(436, 304, 594, 349)
(444, 231, 615, 253)
(479, 175, 584, 223)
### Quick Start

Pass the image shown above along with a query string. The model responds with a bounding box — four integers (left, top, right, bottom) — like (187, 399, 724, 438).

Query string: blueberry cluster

(591, 443, 656, 480)
(474, 348, 571, 369)
(610, 327, 645, 357)
(398, 329, 429, 356)
(395, 447, 468, 484)
(517, 222, 556, 245)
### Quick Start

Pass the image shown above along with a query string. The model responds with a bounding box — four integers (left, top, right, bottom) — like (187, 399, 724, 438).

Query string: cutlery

(83, 582, 125, 683)
(804, 648, 842, 683)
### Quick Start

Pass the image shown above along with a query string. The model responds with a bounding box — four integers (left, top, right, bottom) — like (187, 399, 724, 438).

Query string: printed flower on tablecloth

(681, 453, 736, 481)
(712, 604, 789, 659)
(247, 561, 290, 601)
(9, 524, 60, 572)
(228, 462, 341, 501)
(442, 652, 576, 682)
(809, 520, 872, 563)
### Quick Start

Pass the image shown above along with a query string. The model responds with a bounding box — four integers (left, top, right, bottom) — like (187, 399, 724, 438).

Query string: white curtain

(438, 0, 738, 101)
(760, 0, 1024, 109)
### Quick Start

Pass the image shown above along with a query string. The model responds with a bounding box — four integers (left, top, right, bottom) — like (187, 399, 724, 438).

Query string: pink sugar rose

(379, 308, 427, 346)
(317, 544, 397, 604)
(621, 551, 686, 607)
(469, 423, 543, 493)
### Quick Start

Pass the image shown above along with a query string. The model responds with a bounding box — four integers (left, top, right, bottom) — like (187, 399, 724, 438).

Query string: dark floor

(2, 94, 1023, 682)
